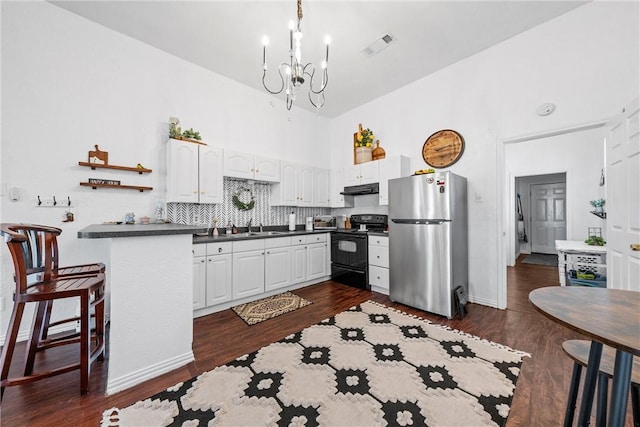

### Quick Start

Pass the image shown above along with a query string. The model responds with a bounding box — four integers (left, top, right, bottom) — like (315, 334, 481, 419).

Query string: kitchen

(1, 1, 639, 425)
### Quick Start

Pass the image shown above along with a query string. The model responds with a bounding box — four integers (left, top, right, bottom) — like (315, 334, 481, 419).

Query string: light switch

(475, 193, 483, 203)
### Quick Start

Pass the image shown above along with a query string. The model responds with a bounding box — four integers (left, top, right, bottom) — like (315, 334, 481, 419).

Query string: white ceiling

(50, 1, 586, 118)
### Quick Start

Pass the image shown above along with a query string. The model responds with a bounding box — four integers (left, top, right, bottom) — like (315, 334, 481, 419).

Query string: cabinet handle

(208, 259, 212, 262)
(377, 276, 381, 279)
(201, 259, 205, 263)
(267, 251, 270, 254)
(377, 255, 380, 259)
(218, 248, 223, 253)
(200, 192, 205, 194)
(256, 169, 259, 173)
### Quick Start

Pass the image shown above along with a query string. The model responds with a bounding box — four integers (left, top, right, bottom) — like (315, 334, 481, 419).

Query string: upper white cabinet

(329, 167, 346, 208)
(344, 161, 379, 186)
(314, 168, 330, 208)
(223, 150, 280, 182)
(167, 139, 223, 204)
(378, 156, 411, 205)
(272, 162, 328, 207)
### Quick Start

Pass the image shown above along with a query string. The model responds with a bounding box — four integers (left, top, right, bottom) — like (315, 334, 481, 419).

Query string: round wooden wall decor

(422, 129, 465, 168)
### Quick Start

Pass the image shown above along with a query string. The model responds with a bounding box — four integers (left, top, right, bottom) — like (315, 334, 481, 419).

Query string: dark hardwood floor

(1, 256, 634, 426)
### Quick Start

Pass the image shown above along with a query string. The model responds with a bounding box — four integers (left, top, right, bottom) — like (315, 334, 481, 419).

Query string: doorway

(529, 180, 567, 254)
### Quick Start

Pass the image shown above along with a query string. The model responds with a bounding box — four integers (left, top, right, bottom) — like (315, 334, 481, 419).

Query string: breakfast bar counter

(78, 223, 206, 395)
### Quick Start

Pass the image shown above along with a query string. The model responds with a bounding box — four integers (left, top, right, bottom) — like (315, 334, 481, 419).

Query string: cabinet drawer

(208, 242, 232, 255)
(369, 265, 389, 290)
(265, 236, 292, 249)
(292, 235, 306, 245)
(193, 243, 207, 257)
(368, 235, 389, 247)
(233, 239, 265, 252)
(306, 233, 327, 244)
(368, 245, 389, 268)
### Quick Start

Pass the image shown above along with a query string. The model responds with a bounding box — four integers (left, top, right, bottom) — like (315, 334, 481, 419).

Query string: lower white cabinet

(265, 237, 293, 291)
(368, 235, 389, 293)
(232, 239, 266, 299)
(193, 242, 232, 310)
(193, 233, 329, 313)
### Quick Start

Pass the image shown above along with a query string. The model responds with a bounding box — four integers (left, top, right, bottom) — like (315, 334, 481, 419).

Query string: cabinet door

(298, 166, 315, 207)
(265, 246, 292, 291)
(330, 167, 345, 208)
(369, 265, 389, 292)
(368, 244, 389, 268)
(193, 256, 206, 310)
(343, 164, 361, 187)
(199, 146, 224, 204)
(378, 156, 410, 205)
(291, 244, 307, 283)
(224, 150, 254, 180)
(307, 242, 328, 280)
(206, 254, 232, 306)
(167, 139, 199, 203)
(360, 161, 379, 184)
(232, 249, 265, 299)
(315, 168, 330, 207)
(272, 162, 299, 206)
(255, 156, 280, 182)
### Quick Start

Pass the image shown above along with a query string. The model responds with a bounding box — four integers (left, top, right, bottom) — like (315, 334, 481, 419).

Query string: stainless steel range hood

(340, 182, 379, 196)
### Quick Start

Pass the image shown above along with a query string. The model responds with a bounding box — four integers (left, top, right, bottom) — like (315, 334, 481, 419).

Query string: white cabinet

(344, 162, 379, 186)
(307, 241, 328, 280)
(223, 150, 280, 182)
(378, 156, 411, 205)
(329, 167, 346, 208)
(265, 237, 293, 291)
(167, 139, 223, 204)
(193, 242, 232, 311)
(292, 234, 328, 283)
(232, 239, 265, 299)
(315, 168, 330, 208)
(368, 235, 389, 293)
(272, 162, 327, 207)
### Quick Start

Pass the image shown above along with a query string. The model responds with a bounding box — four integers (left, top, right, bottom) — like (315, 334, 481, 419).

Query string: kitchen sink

(260, 231, 287, 235)
(230, 231, 287, 238)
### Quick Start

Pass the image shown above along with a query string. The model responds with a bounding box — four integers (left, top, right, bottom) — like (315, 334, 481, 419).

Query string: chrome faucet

(247, 219, 253, 233)
(259, 222, 264, 232)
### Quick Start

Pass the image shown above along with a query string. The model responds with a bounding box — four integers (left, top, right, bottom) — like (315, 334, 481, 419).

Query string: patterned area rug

(231, 291, 312, 325)
(101, 301, 529, 427)
(522, 253, 558, 266)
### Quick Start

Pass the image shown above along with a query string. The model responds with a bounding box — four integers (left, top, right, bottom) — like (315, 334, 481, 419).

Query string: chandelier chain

(297, 0, 303, 23)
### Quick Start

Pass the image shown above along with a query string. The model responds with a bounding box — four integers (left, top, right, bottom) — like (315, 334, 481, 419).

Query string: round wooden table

(529, 287, 640, 427)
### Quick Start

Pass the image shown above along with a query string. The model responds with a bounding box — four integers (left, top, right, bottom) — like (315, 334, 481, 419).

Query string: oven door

(331, 232, 369, 289)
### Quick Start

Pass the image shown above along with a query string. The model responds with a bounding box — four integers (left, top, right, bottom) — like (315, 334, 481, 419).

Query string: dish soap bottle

(289, 211, 296, 231)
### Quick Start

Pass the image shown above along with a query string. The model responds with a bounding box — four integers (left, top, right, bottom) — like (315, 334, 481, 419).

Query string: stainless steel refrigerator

(388, 172, 467, 318)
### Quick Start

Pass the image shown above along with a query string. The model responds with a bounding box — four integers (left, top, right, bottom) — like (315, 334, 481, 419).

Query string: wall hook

(53, 196, 57, 206)
(37, 195, 42, 206)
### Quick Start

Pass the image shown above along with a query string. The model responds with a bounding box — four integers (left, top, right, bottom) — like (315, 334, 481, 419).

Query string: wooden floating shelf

(78, 162, 152, 174)
(80, 182, 153, 192)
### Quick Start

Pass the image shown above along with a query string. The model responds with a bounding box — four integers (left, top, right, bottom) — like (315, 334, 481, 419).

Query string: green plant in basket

(589, 198, 605, 208)
(585, 236, 606, 246)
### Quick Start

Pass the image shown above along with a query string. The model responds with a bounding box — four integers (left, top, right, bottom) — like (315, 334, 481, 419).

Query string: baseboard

(469, 295, 501, 309)
(106, 351, 195, 396)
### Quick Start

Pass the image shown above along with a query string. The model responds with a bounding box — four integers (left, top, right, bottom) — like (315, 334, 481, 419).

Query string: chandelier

(261, 0, 330, 110)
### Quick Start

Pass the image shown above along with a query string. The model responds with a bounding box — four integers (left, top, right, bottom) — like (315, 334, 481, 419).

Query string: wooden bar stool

(562, 339, 640, 427)
(0, 224, 106, 399)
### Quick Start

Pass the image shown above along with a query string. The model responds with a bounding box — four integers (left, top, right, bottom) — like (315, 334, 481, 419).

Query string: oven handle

(332, 233, 367, 239)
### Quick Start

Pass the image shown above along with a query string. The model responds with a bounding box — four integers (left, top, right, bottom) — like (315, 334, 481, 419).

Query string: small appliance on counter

(330, 214, 388, 290)
(313, 215, 337, 230)
(305, 217, 313, 231)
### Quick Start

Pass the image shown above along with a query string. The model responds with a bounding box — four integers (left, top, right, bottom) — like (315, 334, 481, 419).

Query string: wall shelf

(590, 211, 606, 219)
(78, 162, 152, 174)
(80, 182, 152, 192)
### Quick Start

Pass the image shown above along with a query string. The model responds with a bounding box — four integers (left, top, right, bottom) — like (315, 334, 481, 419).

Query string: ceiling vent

(361, 34, 397, 57)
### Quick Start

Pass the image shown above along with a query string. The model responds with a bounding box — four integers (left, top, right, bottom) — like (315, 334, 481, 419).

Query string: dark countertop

(78, 223, 208, 239)
(367, 231, 389, 237)
(193, 228, 331, 244)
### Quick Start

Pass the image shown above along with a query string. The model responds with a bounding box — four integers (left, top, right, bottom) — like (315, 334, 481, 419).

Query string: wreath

(232, 187, 255, 211)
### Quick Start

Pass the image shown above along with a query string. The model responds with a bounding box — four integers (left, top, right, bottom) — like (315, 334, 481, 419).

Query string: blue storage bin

(566, 270, 606, 288)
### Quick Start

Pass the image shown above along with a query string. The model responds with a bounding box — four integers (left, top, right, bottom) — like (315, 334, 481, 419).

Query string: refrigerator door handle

(391, 219, 450, 225)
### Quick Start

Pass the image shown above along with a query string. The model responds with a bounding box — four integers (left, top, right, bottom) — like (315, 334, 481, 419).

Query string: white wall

(0, 2, 329, 338)
(328, 1, 639, 307)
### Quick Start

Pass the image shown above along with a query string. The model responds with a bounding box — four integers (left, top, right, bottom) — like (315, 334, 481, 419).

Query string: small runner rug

(102, 301, 529, 427)
(522, 253, 558, 266)
(231, 291, 312, 325)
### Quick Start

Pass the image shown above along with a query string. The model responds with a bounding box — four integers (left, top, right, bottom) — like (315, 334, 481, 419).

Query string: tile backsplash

(167, 178, 330, 227)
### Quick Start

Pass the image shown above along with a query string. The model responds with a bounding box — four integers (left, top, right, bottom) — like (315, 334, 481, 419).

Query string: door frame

(497, 120, 607, 309)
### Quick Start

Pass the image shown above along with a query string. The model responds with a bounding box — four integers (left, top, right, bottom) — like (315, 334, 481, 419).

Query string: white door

(223, 150, 254, 180)
(315, 168, 330, 207)
(206, 254, 232, 306)
(360, 161, 379, 184)
(343, 164, 361, 187)
(254, 156, 280, 182)
(306, 242, 327, 280)
(192, 256, 206, 310)
(167, 139, 198, 203)
(530, 182, 567, 254)
(298, 166, 315, 206)
(606, 98, 640, 291)
(291, 244, 307, 283)
(265, 246, 292, 291)
(272, 162, 298, 206)
(330, 167, 345, 208)
(232, 250, 265, 299)
(199, 146, 223, 204)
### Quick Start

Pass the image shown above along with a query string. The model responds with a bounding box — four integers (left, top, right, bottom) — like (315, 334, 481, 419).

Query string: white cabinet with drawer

(265, 237, 293, 292)
(193, 242, 232, 310)
(368, 235, 389, 294)
(232, 239, 266, 299)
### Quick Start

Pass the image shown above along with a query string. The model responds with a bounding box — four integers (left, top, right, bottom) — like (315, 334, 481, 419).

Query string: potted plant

(354, 124, 375, 164)
(590, 198, 605, 213)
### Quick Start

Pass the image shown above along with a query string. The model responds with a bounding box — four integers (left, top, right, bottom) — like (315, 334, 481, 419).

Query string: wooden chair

(562, 339, 640, 427)
(0, 223, 106, 399)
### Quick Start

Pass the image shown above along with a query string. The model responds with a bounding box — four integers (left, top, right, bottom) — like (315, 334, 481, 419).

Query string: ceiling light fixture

(261, 0, 330, 110)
